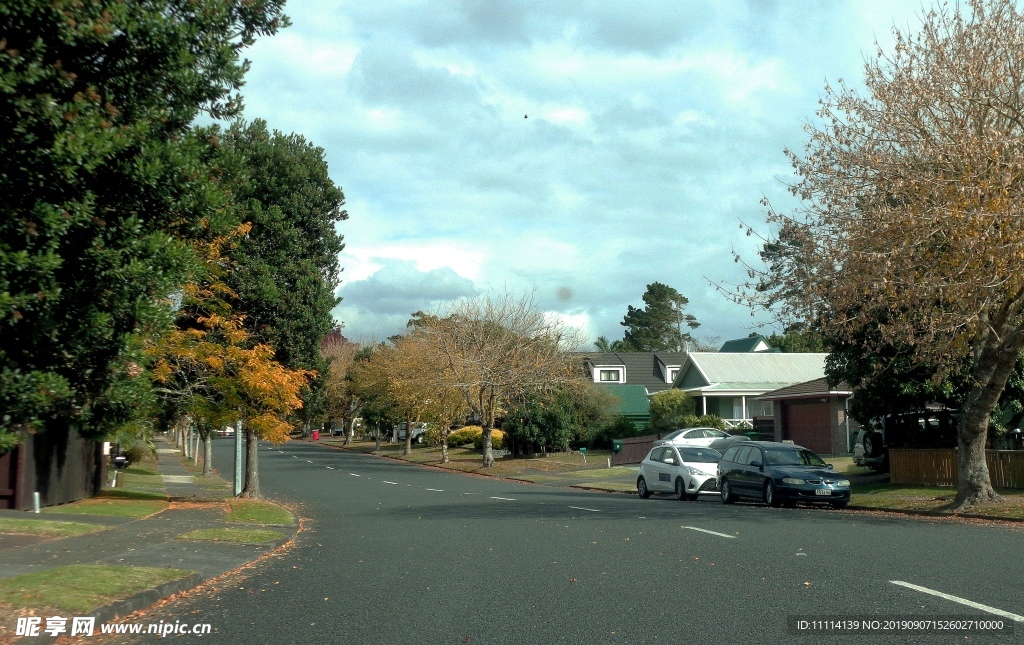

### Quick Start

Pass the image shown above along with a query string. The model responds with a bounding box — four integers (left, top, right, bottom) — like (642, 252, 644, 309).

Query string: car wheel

(675, 477, 691, 501)
(764, 480, 781, 507)
(637, 476, 651, 499)
(830, 500, 849, 509)
(720, 479, 736, 504)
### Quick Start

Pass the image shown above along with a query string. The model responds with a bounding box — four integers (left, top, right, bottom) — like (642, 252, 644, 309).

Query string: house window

(668, 368, 679, 383)
(599, 369, 621, 382)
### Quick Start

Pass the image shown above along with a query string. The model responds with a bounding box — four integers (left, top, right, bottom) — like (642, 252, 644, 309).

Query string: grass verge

(177, 528, 284, 543)
(0, 565, 193, 614)
(0, 518, 107, 537)
(225, 500, 294, 525)
(42, 496, 167, 518)
(852, 483, 1024, 518)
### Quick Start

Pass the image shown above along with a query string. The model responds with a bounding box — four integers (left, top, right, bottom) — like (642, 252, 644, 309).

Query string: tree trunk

(374, 426, 381, 451)
(202, 432, 212, 476)
(344, 418, 354, 446)
(404, 414, 413, 456)
(481, 425, 495, 467)
(240, 430, 260, 499)
(441, 428, 450, 464)
(953, 336, 1022, 510)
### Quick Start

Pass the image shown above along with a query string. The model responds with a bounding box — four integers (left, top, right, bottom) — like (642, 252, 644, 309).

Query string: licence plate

(814, 488, 832, 496)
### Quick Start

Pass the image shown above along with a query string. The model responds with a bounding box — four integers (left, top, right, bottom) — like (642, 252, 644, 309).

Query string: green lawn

(0, 565, 193, 613)
(42, 496, 167, 518)
(225, 500, 295, 525)
(0, 518, 107, 537)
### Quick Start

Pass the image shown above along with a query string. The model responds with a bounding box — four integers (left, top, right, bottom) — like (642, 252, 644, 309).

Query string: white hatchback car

(654, 427, 732, 448)
(637, 445, 723, 501)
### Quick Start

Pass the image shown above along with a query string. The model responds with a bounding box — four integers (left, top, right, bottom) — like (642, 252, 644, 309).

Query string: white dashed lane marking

(890, 581, 1024, 622)
(425, 488, 444, 492)
(326, 466, 334, 470)
(383, 481, 398, 485)
(490, 496, 515, 501)
(682, 526, 737, 539)
(568, 506, 601, 512)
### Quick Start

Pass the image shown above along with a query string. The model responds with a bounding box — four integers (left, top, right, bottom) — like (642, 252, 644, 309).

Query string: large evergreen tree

(0, 0, 286, 449)
(620, 282, 700, 352)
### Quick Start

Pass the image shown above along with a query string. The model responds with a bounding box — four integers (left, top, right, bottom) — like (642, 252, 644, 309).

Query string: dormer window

(668, 368, 679, 383)
(595, 367, 625, 383)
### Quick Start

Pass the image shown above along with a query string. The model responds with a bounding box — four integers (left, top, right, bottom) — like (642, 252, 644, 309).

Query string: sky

(235, 0, 926, 347)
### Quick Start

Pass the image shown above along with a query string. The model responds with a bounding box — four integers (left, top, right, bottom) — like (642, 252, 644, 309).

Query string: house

(718, 335, 777, 353)
(582, 352, 687, 395)
(758, 378, 859, 456)
(672, 352, 829, 429)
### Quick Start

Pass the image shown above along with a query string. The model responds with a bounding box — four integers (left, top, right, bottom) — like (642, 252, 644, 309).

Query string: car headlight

(782, 477, 805, 485)
(835, 479, 850, 487)
(685, 466, 708, 477)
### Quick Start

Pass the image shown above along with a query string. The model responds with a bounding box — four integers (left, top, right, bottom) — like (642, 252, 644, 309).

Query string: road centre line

(683, 526, 737, 539)
(326, 466, 334, 469)
(490, 496, 516, 501)
(425, 488, 444, 492)
(349, 473, 360, 477)
(890, 581, 1024, 622)
(568, 506, 601, 512)
(383, 481, 398, 485)
(306, 460, 313, 463)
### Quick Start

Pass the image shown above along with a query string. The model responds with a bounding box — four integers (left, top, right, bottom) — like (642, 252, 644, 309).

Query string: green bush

(678, 414, 726, 430)
(473, 430, 504, 450)
(447, 426, 482, 446)
(588, 416, 646, 449)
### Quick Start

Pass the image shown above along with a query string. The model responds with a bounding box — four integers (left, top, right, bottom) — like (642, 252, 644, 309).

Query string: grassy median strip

(177, 528, 284, 543)
(0, 518, 106, 537)
(225, 500, 294, 525)
(0, 565, 193, 614)
(42, 496, 167, 519)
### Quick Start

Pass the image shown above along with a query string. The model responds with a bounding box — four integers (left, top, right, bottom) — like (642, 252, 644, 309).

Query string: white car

(637, 445, 723, 501)
(654, 427, 732, 448)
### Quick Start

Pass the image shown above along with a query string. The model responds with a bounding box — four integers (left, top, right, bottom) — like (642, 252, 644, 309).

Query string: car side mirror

(750, 460, 762, 468)
(663, 458, 675, 465)
(826, 463, 834, 470)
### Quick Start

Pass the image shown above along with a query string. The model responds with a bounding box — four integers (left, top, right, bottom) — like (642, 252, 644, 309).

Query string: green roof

(718, 335, 774, 353)
(603, 385, 650, 418)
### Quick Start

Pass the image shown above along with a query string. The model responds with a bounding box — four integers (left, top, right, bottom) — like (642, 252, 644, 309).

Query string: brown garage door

(782, 401, 831, 454)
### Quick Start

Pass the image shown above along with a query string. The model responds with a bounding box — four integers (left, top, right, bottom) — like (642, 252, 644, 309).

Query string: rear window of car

(660, 429, 685, 441)
(679, 448, 722, 463)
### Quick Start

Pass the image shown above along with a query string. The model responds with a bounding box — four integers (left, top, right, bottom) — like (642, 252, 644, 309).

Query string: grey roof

(758, 377, 852, 401)
(582, 352, 687, 393)
(674, 352, 828, 393)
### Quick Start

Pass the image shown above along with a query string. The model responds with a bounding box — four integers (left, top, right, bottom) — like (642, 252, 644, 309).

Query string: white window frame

(594, 366, 625, 383)
(667, 368, 679, 384)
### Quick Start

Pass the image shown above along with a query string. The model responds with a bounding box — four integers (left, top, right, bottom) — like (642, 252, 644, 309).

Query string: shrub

(588, 416, 645, 450)
(447, 426, 482, 446)
(473, 429, 504, 450)
(678, 414, 726, 430)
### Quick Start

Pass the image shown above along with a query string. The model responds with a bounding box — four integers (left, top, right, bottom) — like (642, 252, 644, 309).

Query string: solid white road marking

(682, 526, 737, 539)
(568, 506, 601, 512)
(890, 581, 1024, 622)
(490, 496, 515, 501)
(383, 481, 398, 485)
(425, 488, 444, 492)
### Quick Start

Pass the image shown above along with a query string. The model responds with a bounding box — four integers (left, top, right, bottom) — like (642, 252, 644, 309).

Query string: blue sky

(235, 0, 925, 346)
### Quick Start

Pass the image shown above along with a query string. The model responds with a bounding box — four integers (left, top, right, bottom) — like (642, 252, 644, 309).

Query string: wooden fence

(890, 449, 1024, 488)
(611, 434, 660, 466)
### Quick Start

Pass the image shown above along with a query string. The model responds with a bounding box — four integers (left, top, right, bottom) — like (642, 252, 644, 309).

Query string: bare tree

(422, 292, 585, 467)
(749, 0, 1024, 509)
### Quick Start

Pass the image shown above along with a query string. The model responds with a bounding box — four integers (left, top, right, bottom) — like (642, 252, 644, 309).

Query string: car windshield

(763, 448, 827, 467)
(679, 448, 722, 463)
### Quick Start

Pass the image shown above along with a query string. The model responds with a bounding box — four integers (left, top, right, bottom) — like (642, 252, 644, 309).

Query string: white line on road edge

(568, 506, 601, 512)
(890, 581, 1024, 622)
(383, 481, 398, 485)
(425, 488, 444, 492)
(683, 526, 737, 539)
(490, 496, 515, 501)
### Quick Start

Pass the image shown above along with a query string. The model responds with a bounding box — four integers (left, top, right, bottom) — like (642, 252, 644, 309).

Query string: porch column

(702, 395, 707, 415)
(742, 396, 747, 421)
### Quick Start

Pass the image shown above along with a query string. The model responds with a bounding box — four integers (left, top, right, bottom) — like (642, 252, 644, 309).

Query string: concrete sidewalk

(0, 437, 298, 633)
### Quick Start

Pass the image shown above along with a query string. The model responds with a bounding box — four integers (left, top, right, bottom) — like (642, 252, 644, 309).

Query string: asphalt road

(107, 440, 1024, 644)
